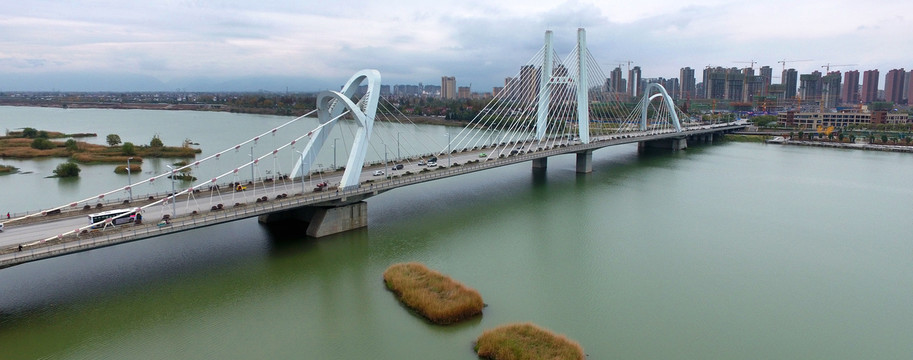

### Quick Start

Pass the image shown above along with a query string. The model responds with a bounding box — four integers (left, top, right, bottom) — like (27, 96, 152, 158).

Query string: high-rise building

(782, 69, 798, 100)
(799, 71, 822, 102)
(741, 67, 765, 102)
(726, 70, 745, 102)
(704, 67, 728, 100)
(519, 65, 539, 104)
(759, 66, 773, 95)
(903, 70, 913, 104)
(441, 76, 456, 99)
(885, 68, 906, 104)
(841, 70, 860, 105)
(457, 86, 471, 99)
(679, 67, 696, 100)
(821, 71, 841, 109)
(665, 78, 680, 99)
(628, 66, 642, 98)
(861, 70, 880, 103)
(905, 70, 912, 103)
(609, 66, 625, 93)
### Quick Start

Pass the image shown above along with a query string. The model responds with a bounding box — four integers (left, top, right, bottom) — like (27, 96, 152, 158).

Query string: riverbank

(0, 139, 199, 162)
(765, 137, 913, 153)
(0, 102, 472, 127)
(0, 164, 18, 175)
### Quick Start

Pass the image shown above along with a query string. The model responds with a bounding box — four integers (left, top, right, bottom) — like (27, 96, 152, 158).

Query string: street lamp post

(396, 132, 401, 161)
(384, 144, 389, 179)
(249, 146, 255, 184)
(165, 165, 177, 218)
(446, 131, 451, 167)
(126, 157, 134, 202)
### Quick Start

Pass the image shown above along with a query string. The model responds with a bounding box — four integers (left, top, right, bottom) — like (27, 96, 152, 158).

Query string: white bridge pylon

(290, 69, 381, 191)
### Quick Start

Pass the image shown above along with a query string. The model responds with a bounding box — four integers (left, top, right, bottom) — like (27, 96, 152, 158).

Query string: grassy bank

(383, 262, 484, 325)
(0, 164, 18, 175)
(723, 134, 771, 143)
(0, 134, 199, 163)
(3, 130, 96, 139)
(475, 323, 585, 360)
(114, 164, 142, 174)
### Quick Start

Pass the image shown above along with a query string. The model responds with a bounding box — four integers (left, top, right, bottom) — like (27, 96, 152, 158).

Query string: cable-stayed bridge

(0, 29, 745, 269)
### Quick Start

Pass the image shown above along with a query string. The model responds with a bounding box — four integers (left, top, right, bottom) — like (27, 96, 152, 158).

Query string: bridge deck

(0, 123, 744, 269)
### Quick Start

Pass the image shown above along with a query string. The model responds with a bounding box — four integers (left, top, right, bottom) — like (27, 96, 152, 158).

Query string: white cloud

(1, 0, 912, 91)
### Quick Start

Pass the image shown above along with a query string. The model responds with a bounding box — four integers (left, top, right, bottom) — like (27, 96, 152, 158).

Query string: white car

(427, 162, 437, 167)
(373, 170, 384, 176)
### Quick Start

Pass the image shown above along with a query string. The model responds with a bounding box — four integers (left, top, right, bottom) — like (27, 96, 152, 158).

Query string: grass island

(475, 322, 585, 360)
(382, 262, 484, 325)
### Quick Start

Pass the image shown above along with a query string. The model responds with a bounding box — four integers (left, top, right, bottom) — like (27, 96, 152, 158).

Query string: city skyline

(2, 0, 913, 92)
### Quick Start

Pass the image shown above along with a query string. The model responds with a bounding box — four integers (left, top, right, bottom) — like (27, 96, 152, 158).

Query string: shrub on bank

(53, 162, 81, 178)
(114, 164, 142, 174)
(30, 138, 56, 150)
(383, 262, 484, 325)
(474, 323, 585, 360)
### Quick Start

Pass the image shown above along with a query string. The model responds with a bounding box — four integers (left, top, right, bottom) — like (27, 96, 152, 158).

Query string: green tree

(30, 138, 55, 150)
(21, 127, 38, 138)
(838, 133, 844, 142)
(106, 134, 122, 146)
(870, 102, 894, 111)
(37, 130, 49, 138)
(53, 162, 81, 177)
(65, 139, 78, 151)
(750, 115, 777, 127)
(881, 134, 889, 144)
(122, 142, 136, 155)
(150, 135, 164, 147)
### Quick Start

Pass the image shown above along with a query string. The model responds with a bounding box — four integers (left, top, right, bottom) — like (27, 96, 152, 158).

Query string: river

(1, 107, 912, 359)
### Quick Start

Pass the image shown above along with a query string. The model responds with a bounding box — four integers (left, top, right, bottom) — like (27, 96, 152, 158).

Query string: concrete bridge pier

(639, 136, 687, 152)
(532, 157, 548, 169)
(576, 150, 593, 173)
(258, 201, 368, 237)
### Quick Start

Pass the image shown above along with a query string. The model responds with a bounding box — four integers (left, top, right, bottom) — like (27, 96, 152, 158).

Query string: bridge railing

(2, 123, 746, 267)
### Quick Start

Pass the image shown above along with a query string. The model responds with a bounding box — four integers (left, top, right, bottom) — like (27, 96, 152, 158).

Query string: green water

(1, 108, 912, 359)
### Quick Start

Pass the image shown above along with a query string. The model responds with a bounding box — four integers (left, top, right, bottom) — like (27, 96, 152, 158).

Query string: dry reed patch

(383, 262, 484, 325)
(475, 322, 585, 360)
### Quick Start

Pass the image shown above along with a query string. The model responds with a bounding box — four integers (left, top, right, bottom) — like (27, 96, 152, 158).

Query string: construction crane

(777, 59, 812, 72)
(734, 60, 757, 69)
(821, 63, 857, 72)
(615, 59, 634, 74)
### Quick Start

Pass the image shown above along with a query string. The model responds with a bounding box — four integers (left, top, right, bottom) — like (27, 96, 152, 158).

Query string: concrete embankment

(766, 137, 913, 153)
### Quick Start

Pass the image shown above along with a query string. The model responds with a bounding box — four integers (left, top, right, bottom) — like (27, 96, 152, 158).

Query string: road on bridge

(1, 122, 744, 258)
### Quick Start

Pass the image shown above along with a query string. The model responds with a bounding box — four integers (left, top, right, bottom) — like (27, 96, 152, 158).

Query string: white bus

(88, 209, 138, 228)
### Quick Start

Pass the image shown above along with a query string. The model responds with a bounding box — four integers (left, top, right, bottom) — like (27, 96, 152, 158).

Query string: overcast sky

(2, 0, 912, 92)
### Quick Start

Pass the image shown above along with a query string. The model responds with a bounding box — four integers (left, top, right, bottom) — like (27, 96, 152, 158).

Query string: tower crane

(821, 63, 857, 72)
(777, 59, 812, 72)
(615, 60, 634, 74)
(734, 60, 757, 69)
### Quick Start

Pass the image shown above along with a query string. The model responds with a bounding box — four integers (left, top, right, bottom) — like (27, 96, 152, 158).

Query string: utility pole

(165, 165, 177, 218)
